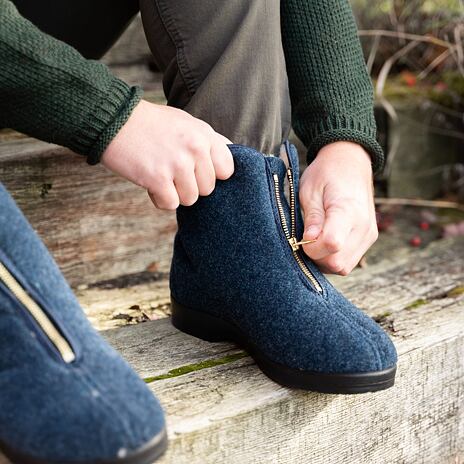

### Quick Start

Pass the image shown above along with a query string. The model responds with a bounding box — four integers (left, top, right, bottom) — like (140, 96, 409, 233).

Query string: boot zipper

(273, 171, 323, 293)
(0, 262, 76, 363)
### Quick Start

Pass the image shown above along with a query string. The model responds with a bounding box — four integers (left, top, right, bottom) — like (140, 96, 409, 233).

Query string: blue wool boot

(0, 184, 167, 463)
(170, 141, 397, 394)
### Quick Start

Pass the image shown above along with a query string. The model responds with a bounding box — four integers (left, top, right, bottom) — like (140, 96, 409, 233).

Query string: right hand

(101, 99, 234, 210)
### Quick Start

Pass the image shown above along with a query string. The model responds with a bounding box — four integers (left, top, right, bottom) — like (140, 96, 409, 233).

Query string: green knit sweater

(0, 0, 383, 172)
(281, 0, 383, 173)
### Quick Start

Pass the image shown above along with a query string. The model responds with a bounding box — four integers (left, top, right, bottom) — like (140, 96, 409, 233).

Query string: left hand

(299, 141, 378, 275)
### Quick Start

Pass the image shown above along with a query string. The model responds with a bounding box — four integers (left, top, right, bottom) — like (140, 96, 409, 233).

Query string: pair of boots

(0, 142, 396, 464)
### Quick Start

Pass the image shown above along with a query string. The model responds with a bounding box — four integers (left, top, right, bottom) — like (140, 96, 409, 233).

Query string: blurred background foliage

(350, 0, 464, 202)
(353, 0, 463, 104)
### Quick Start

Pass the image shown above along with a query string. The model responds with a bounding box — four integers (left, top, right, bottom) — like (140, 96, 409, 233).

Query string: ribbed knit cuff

(67, 77, 143, 165)
(87, 83, 143, 165)
(304, 115, 385, 175)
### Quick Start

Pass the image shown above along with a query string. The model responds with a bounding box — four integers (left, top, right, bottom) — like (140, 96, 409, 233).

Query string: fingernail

(305, 225, 320, 239)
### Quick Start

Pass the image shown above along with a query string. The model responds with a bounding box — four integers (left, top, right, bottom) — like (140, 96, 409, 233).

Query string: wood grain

(0, 240, 462, 464)
(109, 238, 464, 464)
(77, 235, 463, 330)
(0, 138, 176, 286)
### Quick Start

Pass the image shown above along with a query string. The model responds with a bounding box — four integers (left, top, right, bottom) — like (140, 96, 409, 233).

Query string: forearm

(0, 0, 141, 164)
(281, 0, 384, 174)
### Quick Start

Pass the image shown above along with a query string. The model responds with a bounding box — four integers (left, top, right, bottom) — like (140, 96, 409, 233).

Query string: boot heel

(171, 296, 233, 343)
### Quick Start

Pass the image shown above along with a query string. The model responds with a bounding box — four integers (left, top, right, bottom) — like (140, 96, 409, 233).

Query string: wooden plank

(154, 315, 463, 464)
(0, 139, 176, 286)
(0, 240, 463, 463)
(330, 237, 464, 317)
(78, 273, 171, 330)
(77, 236, 463, 330)
(105, 238, 464, 463)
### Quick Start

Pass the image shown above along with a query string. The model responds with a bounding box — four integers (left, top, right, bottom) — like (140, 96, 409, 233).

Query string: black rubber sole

(171, 297, 396, 394)
(1, 427, 168, 464)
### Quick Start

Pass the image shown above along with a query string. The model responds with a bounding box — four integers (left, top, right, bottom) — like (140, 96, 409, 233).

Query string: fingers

(149, 134, 233, 209)
(190, 131, 233, 197)
(147, 191, 160, 209)
(301, 181, 325, 242)
(302, 196, 352, 261)
(296, 140, 379, 276)
(303, 206, 378, 275)
(147, 181, 179, 210)
(194, 155, 216, 196)
(316, 225, 378, 275)
(303, 206, 325, 241)
(301, 196, 376, 275)
(174, 166, 198, 206)
(101, 100, 236, 212)
(191, 120, 234, 181)
(308, 205, 353, 259)
(210, 134, 234, 180)
(216, 133, 233, 145)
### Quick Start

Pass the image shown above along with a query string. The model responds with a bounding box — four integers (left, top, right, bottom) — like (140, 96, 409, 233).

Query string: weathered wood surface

(0, 137, 176, 287)
(77, 272, 171, 330)
(91, 237, 464, 463)
(106, 238, 464, 464)
(0, 240, 462, 464)
(77, 229, 462, 330)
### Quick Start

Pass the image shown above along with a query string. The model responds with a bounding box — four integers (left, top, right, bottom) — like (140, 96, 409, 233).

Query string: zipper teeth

(272, 173, 322, 294)
(286, 169, 297, 238)
(273, 174, 291, 239)
(0, 262, 75, 363)
(292, 251, 323, 293)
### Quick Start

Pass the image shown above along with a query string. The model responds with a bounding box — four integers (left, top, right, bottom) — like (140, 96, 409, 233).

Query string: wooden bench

(89, 237, 464, 464)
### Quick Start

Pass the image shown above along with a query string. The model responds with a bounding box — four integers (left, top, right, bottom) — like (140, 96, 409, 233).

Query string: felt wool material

(170, 142, 397, 374)
(0, 184, 166, 463)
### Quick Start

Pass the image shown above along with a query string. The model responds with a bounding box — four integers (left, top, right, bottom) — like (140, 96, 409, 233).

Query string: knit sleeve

(0, 0, 142, 164)
(281, 0, 384, 174)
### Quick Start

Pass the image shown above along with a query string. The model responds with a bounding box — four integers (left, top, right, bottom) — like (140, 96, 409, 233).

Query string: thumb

(302, 200, 325, 241)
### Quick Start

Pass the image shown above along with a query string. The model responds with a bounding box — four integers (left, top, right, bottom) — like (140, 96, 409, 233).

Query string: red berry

(376, 213, 393, 232)
(410, 236, 421, 247)
(377, 221, 387, 232)
(419, 221, 430, 231)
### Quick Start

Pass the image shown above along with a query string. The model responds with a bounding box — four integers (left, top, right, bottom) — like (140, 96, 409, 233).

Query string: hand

(299, 141, 378, 275)
(101, 100, 234, 210)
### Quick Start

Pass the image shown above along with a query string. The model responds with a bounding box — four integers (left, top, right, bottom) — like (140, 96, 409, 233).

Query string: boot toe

(0, 347, 166, 464)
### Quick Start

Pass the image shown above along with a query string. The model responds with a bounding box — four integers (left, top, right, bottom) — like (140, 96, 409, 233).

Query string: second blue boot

(170, 141, 397, 394)
(0, 184, 167, 464)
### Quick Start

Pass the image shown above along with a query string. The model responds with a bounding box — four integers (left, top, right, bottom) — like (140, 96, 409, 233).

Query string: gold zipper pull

(288, 237, 317, 251)
(273, 171, 323, 293)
